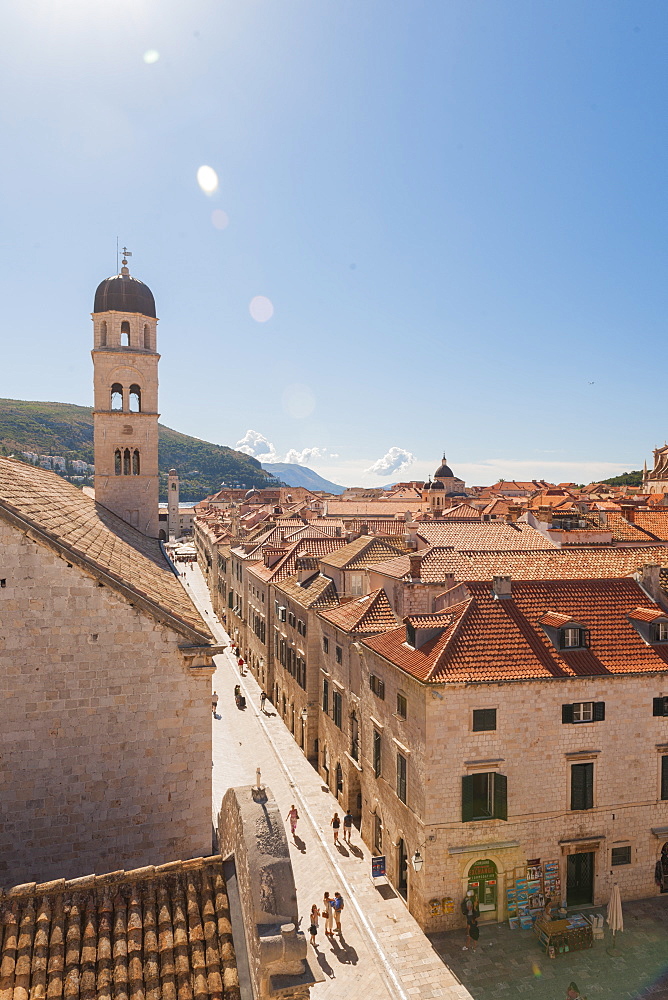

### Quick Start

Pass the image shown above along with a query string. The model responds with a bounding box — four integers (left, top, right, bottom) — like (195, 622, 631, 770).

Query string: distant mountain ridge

(261, 462, 346, 494)
(0, 398, 275, 501)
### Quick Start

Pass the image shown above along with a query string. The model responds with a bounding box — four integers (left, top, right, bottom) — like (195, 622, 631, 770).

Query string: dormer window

(627, 607, 668, 645)
(403, 614, 447, 650)
(538, 612, 589, 650)
(560, 627, 589, 649)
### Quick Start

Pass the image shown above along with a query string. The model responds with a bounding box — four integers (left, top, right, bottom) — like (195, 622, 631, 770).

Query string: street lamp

(300, 707, 308, 750)
(411, 849, 424, 873)
(300, 708, 308, 723)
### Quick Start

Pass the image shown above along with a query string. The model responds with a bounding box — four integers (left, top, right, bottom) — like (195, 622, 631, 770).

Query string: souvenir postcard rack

(506, 860, 561, 928)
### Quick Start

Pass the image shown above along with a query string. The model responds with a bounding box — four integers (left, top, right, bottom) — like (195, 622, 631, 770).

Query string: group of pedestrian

(330, 810, 353, 844)
(308, 891, 344, 946)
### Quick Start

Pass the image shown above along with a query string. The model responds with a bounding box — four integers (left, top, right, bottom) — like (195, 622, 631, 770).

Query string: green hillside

(0, 398, 275, 501)
(600, 470, 643, 487)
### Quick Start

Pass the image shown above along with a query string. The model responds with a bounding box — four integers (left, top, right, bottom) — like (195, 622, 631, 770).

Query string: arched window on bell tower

(114, 449, 121, 475)
(121, 321, 130, 347)
(111, 383, 123, 410)
(144, 324, 151, 349)
(129, 385, 141, 412)
(123, 449, 131, 475)
(132, 450, 140, 475)
(100, 321, 107, 347)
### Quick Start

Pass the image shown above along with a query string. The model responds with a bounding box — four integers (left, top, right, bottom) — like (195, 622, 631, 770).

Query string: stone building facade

(0, 458, 220, 885)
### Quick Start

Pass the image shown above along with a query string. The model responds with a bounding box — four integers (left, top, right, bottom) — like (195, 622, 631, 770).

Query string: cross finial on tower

(120, 247, 132, 275)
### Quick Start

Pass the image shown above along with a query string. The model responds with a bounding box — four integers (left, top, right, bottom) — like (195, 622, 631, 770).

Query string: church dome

(429, 480, 445, 490)
(434, 457, 454, 479)
(94, 270, 156, 317)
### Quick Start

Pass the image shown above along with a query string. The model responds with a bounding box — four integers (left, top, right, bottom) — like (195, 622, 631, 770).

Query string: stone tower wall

(92, 311, 160, 537)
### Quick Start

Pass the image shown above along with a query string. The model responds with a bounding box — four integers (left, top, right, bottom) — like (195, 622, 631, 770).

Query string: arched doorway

(467, 858, 498, 919)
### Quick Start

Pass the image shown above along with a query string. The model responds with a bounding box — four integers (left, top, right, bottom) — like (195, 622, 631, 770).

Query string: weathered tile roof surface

(628, 606, 665, 623)
(0, 856, 240, 1000)
(318, 535, 406, 569)
(582, 512, 657, 542)
(368, 546, 470, 582)
(416, 521, 555, 550)
(318, 589, 398, 634)
(0, 459, 212, 641)
(363, 579, 668, 683)
(274, 572, 338, 610)
(633, 512, 668, 541)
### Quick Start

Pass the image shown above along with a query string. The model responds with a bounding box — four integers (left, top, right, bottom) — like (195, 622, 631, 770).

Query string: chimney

(409, 552, 423, 582)
(296, 553, 318, 584)
(335, 526, 341, 537)
(507, 504, 521, 523)
(638, 563, 661, 602)
(492, 575, 512, 600)
(621, 504, 636, 524)
(359, 523, 369, 535)
(263, 546, 287, 568)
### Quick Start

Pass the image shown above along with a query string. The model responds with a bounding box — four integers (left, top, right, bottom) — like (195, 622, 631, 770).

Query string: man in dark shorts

(463, 914, 479, 952)
(343, 810, 353, 843)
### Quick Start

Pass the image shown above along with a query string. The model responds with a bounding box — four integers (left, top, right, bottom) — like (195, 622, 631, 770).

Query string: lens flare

(211, 210, 229, 230)
(197, 165, 219, 195)
(249, 296, 274, 323)
(143, 50, 160, 64)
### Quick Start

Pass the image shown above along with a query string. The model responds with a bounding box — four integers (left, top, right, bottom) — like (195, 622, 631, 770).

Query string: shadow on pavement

(293, 834, 306, 854)
(330, 934, 358, 965)
(375, 883, 397, 900)
(335, 842, 349, 857)
(316, 951, 335, 979)
(348, 843, 364, 859)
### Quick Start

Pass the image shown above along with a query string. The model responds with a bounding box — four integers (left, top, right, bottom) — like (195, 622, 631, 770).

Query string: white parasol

(606, 882, 623, 955)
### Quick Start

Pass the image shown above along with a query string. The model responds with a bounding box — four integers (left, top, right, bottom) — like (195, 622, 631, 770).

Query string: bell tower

(91, 251, 160, 537)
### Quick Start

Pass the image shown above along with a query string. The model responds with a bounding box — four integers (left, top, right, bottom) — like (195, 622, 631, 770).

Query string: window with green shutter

(462, 772, 507, 822)
(662, 756, 668, 801)
(571, 762, 594, 810)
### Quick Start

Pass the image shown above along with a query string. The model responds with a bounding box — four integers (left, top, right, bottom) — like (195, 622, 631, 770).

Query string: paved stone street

(431, 897, 668, 999)
(181, 561, 473, 1000)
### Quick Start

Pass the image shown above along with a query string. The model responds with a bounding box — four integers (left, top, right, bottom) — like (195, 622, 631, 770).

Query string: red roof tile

(319, 589, 398, 634)
(363, 579, 668, 683)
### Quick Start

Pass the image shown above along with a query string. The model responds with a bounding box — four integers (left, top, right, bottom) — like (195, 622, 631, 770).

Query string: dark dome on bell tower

(94, 257, 156, 317)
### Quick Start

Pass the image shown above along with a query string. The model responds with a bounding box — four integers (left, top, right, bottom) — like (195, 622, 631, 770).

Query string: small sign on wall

(372, 855, 386, 878)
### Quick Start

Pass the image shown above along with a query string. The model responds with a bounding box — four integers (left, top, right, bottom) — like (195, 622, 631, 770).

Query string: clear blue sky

(1, 0, 665, 486)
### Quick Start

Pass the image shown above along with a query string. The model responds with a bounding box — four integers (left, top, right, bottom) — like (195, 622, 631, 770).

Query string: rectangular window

(656, 623, 668, 642)
(333, 691, 342, 729)
(472, 708, 496, 732)
(336, 645, 342, 665)
(653, 697, 668, 717)
(349, 572, 364, 596)
(323, 636, 329, 654)
(662, 756, 668, 801)
(322, 678, 329, 714)
(373, 729, 382, 777)
(560, 627, 588, 648)
(370, 674, 385, 699)
(611, 846, 632, 866)
(396, 753, 407, 804)
(562, 702, 605, 724)
(462, 772, 507, 822)
(373, 813, 382, 855)
(571, 762, 594, 810)
(396, 693, 407, 720)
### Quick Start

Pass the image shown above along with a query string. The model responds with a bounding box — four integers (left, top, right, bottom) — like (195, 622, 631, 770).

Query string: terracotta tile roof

(0, 459, 212, 642)
(537, 611, 577, 627)
(404, 613, 453, 627)
(0, 856, 239, 1000)
(368, 545, 470, 582)
(249, 537, 348, 583)
(633, 512, 668, 541)
(415, 522, 554, 551)
(274, 572, 338, 610)
(582, 512, 657, 542)
(342, 518, 408, 535)
(438, 504, 482, 520)
(364, 579, 668, 683)
(628, 606, 666, 623)
(318, 535, 405, 569)
(458, 546, 668, 581)
(318, 589, 398, 634)
(320, 501, 424, 517)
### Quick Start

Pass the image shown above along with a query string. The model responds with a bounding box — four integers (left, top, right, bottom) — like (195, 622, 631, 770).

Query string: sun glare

(197, 165, 219, 195)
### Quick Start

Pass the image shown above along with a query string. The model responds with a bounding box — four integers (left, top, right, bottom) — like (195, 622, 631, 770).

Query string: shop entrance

(468, 858, 498, 916)
(567, 852, 594, 907)
(397, 839, 408, 900)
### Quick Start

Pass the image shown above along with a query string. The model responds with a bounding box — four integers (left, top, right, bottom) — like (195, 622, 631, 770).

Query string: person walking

(308, 904, 319, 947)
(212, 691, 218, 716)
(260, 690, 267, 713)
(342, 810, 353, 843)
(566, 985, 584, 1000)
(463, 914, 479, 952)
(322, 892, 334, 936)
(332, 892, 344, 933)
(286, 804, 299, 838)
(331, 812, 341, 845)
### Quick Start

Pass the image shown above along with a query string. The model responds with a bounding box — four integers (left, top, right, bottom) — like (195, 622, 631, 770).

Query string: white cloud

(284, 446, 327, 465)
(235, 429, 277, 463)
(365, 446, 415, 477)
